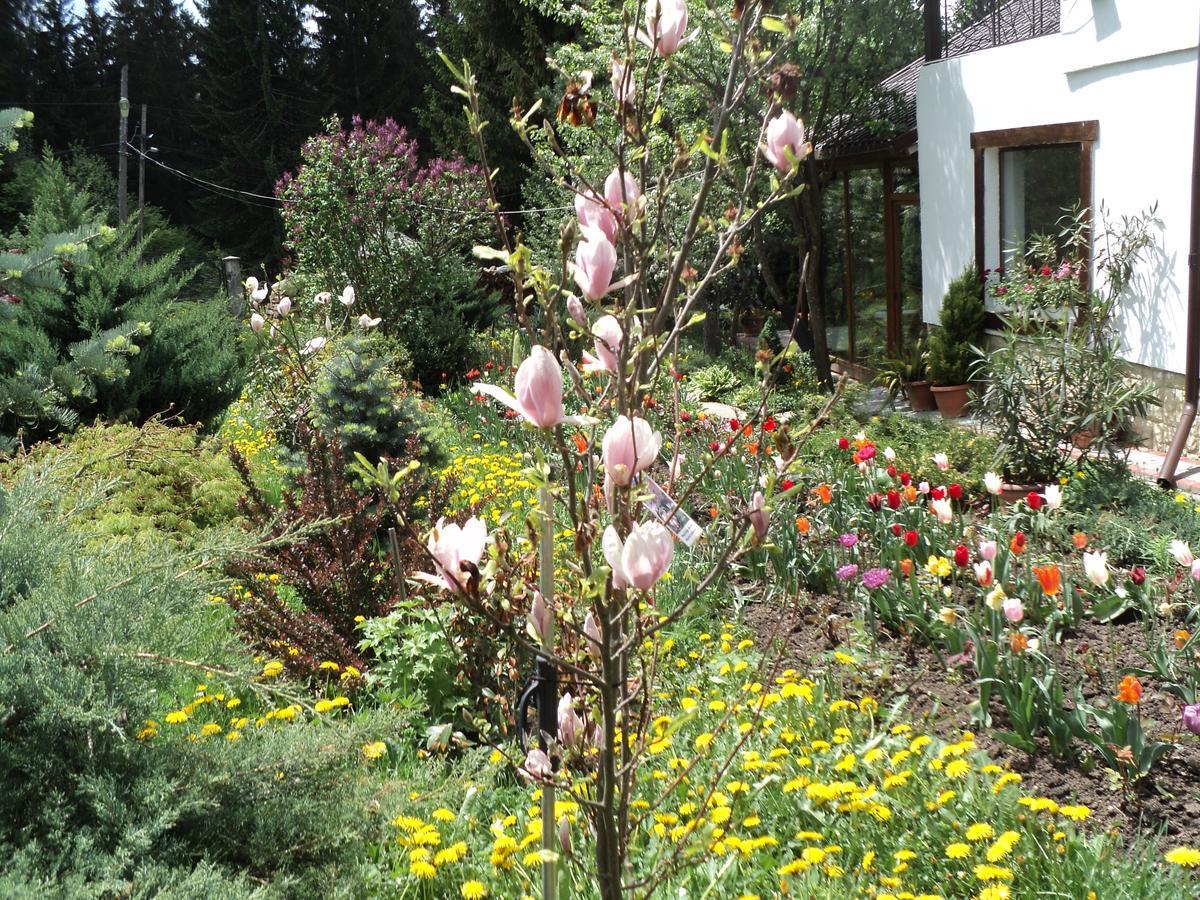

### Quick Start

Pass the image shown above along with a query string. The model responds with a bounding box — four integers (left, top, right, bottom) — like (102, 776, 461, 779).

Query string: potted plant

(878, 334, 933, 411)
(974, 208, 1160, 486)
(926, 267, 986, 418)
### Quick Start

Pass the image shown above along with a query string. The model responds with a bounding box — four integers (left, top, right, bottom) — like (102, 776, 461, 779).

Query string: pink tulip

(762, 110, 807, 174)
(583, 314, 622, 374)
(475, 345, 589, 428)
(602, 415, 662, 485)
(415, 516, 489, 594)
(249, 313, 265, 333)
(979, 540, 998, 562)
(527, 590, 553, 647)
(574, 190, 617, 242)
(614, 521, 674, 591)
(748, 491, 768, 542)
(567, 294, 587, 329)
(611, 55, 635, 104)
(604, 168, 641, 222)
(1183, 703, 1200, 735)
(573, 227, 617, 302)
(640, 0, 690, 57)
(931, 497, 953, 524)
(1003, 597, 1024, 624)
(1190, 559, 1200, 582)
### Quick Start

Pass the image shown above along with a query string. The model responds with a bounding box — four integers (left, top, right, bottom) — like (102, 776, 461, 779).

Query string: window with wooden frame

(970, 121, 1097, 281)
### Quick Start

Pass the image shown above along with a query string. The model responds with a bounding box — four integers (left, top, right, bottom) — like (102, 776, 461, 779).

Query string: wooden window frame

(970, 121, 1097, 290)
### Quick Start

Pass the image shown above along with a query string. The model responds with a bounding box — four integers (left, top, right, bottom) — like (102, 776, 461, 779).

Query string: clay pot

(999, 482, 1040, 504)
(905, 380, 936, 412)
(931, 384, 971, 418)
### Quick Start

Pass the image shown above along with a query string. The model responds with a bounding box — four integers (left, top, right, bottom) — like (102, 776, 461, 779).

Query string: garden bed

(746, 588, 1200, 849)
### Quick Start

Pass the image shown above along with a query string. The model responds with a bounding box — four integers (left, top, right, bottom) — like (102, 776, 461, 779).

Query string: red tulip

(948, 483, 963, 501)
(954, 544, 970, 567)
(904, 529, 918, 548)
(1026, 490, 1042, 510)
(886, 489, 901, 509)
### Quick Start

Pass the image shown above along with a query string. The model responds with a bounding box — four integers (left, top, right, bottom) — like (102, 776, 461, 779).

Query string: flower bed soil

(744, 594, 1200, 849)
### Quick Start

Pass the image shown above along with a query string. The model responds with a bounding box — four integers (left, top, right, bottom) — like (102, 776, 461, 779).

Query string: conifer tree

(193, 0, 319, 261)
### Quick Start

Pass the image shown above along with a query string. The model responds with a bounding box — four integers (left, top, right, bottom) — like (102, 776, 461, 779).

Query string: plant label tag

(642, 476, 703, 548)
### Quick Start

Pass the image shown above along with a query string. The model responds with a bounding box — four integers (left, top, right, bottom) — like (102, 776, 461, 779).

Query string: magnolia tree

(368, 1, 830, 896)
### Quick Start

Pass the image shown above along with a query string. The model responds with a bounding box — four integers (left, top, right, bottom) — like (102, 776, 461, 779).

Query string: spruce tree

(194, 0, 319, 261)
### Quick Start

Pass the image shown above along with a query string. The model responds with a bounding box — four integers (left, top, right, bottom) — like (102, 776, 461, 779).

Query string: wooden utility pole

(136, 103, 147, 244)
(117, 64, 129, 225)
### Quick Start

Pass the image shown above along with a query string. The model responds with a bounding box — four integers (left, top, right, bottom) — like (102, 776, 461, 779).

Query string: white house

(916, 0, 1200, 451)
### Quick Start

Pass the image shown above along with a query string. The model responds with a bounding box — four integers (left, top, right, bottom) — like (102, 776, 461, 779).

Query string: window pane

(1000, 144, 1080, 261)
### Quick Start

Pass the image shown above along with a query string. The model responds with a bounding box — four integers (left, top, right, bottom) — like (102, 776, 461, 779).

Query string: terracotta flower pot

(999, 482, 1040, 504)
(931, 384, 970, 418)
(905, 380, 936, 412)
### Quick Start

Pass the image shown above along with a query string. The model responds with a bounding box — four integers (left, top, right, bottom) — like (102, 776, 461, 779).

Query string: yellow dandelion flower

(461, 882, 488, 899)
(409, 860, 437, 879)
(946, 842, 970, 859)
(986, 831, 1020, 862)
(966, 823, 995, 842)
(361, 741, 387, 760)
(1165, 847, 1200, 867)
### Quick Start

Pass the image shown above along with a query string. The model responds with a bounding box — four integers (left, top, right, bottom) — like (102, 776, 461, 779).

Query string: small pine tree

(927, 267, 986, 386)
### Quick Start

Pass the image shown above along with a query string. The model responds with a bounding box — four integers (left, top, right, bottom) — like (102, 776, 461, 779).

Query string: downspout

(1157, 19, 1200, 487)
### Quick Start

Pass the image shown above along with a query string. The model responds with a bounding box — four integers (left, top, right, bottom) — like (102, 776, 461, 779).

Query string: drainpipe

(923, 0, 943, 62)
(1157, 21, 1200, 487)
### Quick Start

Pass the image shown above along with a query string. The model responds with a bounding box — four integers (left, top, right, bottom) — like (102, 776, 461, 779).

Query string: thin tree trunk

(703, 288, 721, 356)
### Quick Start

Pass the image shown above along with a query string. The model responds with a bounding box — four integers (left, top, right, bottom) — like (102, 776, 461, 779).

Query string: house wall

(917, 0, 1199, 382)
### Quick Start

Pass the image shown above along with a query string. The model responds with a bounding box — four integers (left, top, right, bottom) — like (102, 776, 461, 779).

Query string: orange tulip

(899, 558, 913, 577)
(709, 505, 719, 520)
(743, 425, 753, 438)
(795, 516, 811, 535)
(572, 432, 588, 453)
(1073, 532, 1088, 550)
(1009, 531, 1026, 555)
(1009, 632, 1029, 654)
(1115, 675, 1142, 704)
(1176, 629, 1192, 650)
(814, 483, 832, 504)
(903, 485, 919, 504)
(746, 441, 759, 456)
(1033, 564, 1061, 597)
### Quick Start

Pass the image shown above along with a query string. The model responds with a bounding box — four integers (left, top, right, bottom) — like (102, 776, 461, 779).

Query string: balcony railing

(925, 0, 1061, 61)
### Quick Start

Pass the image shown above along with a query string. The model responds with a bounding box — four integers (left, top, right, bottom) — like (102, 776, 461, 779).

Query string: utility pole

(137, 103, 147, 245)
(117, 64, 129, 225)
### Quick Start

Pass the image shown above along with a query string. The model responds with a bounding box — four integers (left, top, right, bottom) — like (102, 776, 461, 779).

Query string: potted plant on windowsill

(926, 267, 986, 418)
(878, 334, 933, 411)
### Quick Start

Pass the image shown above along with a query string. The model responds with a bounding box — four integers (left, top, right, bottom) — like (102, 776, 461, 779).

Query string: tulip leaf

(1091, 594, 1133, 624)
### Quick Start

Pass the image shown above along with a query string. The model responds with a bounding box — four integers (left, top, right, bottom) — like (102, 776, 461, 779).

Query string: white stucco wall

(917, 0, 1200, 374)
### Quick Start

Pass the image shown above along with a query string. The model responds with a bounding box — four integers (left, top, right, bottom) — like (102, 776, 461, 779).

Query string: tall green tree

(310, 1, 432, 136)
(194, 0, 320, 261)
(105, 0, 201, 226)
(421, 0, 574, 203)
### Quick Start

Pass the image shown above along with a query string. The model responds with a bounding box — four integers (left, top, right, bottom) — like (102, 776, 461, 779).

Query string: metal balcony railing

(926, 0, 1061, 61)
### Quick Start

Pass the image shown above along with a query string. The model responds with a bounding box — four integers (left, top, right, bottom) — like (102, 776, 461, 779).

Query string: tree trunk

(791, 189, 833, 388)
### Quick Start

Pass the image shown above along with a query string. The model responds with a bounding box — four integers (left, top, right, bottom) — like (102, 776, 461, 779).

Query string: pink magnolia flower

(583, 610, 602, 657)
(521, 747, 554, 782)
(567, 294, 587, 329)
(574, 227, 617, 302)
(527, 590, 553, 647)
(603, 525, 629, 591)
(611, 55, 635, 104)
(604, 168, 641, 223)
(474, 345, 590, 428)
(574, 191, 617, 242)
(761, 110, 807, 174)
(276, 296, 292, 317)
(558, 693, 583, 750)
(340, 284, 355, 306)
(609, 521, 674, 591)
(301, 336, 326, 356)
(249, 313, 265, 333)
(749, 491, 769, 542)
(639, 0, 691, 57)
(583, 314, 622, 374)
(602, 415, 662, 485)
(415, 516, 489, 594)
(357, 313, 381, 328)
(558, 814, 572, 855)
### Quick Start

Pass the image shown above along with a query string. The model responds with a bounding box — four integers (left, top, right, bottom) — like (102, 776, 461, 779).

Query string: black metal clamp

(517, 654, 559, 753)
